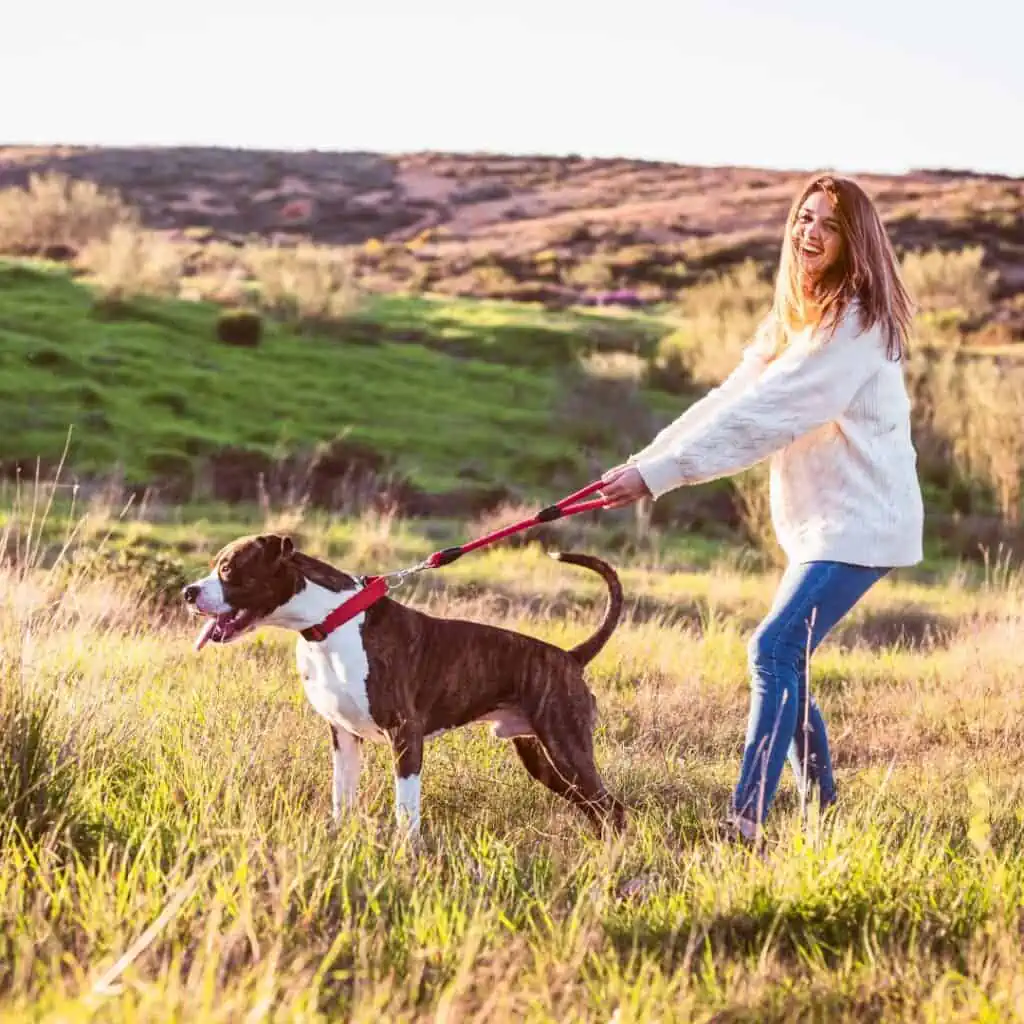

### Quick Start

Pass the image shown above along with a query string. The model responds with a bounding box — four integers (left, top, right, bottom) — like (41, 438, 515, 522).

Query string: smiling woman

(794, 190, 843, 277)
(598, 173, 924, 847)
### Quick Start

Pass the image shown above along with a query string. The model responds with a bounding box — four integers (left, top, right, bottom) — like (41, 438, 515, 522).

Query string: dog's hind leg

(514, 732, 626, 837)
(388, 722, 424, 837)
(331, 725, 363, 822)
(513, 736, 579, 803)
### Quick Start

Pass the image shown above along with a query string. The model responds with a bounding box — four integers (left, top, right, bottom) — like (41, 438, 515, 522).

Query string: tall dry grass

(5, 463, 1024, 1018)
(907, 348, 1024, 523)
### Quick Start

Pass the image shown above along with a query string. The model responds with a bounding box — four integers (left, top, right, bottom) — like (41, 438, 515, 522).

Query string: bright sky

(3, 0, 1021, 176)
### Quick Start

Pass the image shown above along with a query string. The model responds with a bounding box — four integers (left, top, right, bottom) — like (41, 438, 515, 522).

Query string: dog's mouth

(194, 608, 259, 651)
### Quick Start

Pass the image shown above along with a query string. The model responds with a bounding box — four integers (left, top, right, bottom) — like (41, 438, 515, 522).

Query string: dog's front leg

(389, 722, 424, 837)
(330, 725, 362, 823)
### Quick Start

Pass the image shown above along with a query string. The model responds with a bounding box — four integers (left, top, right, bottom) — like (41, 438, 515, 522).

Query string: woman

(600, 174, 924, 844)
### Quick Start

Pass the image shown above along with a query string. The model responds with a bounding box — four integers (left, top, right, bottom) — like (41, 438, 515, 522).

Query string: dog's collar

(300, 575, 389, 642)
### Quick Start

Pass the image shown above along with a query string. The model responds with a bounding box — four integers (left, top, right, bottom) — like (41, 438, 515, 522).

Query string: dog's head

(182, 533, 358, 650)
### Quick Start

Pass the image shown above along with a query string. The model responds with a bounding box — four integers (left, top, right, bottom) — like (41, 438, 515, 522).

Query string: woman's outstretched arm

(628, 325, 773, 466)
(634, 313, 888, 497)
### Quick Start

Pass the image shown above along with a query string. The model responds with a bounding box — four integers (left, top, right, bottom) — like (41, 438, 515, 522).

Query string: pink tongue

(195, 618, 219, 652)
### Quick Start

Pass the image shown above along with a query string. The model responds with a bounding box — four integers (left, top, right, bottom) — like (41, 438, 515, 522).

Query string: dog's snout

(182, 584, 200, 604)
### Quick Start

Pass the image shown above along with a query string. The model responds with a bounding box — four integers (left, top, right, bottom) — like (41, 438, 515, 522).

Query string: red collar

(300, 575, 390, 642)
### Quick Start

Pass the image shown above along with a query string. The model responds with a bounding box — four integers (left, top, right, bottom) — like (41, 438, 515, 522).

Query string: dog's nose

(182, 584, 200, 604)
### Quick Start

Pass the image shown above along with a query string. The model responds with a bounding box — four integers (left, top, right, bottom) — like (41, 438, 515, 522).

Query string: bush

(563, 258, 614, 291)
(906, 348, 1024, 524)
(216, 309, 263, 347)
(78, 225, 183, 305)
(60, 542, 190, 609)
(901, 246, 995, 320)
(0, 172, 136, 256)
(245, 243, 360, 326)
(648, 260, 773, 393)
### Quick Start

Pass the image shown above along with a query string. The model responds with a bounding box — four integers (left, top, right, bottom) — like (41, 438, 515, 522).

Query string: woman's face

(792, 189, 843, 283)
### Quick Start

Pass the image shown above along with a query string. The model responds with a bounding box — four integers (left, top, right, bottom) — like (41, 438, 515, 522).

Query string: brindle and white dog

(183, 534, 627, 836)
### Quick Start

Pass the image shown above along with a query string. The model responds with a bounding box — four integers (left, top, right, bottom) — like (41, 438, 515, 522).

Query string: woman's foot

(719, 813, 767, 855)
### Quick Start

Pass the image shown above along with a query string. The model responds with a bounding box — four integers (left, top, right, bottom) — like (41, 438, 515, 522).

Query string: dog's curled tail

(550, 552, 624, 666)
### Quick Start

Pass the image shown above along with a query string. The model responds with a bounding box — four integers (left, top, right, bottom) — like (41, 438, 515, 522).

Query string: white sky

(2, 0, 1021, 176)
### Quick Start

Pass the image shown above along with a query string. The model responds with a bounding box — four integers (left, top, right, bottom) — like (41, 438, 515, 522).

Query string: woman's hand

(599, 465, 652, 509)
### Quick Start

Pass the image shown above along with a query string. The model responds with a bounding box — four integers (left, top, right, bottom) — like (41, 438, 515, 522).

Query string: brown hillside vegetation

(1, 145, 1022, 338)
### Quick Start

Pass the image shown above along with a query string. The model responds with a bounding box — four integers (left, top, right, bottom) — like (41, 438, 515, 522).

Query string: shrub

(649, 260, 773, 393)
(245, 243, 360, 326)
(907, 348, 1024, 523)
(563, 259, 614, 291)
(60, 542, 190, 609)
(78, 225, 183, 304)
(901, 246, 995, 320)
(0, 172, 136, 256)
(216, 309, 263, 347)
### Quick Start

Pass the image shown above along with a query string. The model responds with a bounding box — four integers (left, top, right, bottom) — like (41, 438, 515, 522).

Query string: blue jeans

(733, 560, 890, 825)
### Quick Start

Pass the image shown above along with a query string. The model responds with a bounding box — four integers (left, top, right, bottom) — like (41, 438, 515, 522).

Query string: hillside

(2, 146, 1022, 341)
(1, 146, 1023, 563)
(0, 262, 690, 517)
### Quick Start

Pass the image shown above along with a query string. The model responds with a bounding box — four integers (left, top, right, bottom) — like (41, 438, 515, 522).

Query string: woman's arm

(628, 322, 774, 465)
(634, 314, 887, 498)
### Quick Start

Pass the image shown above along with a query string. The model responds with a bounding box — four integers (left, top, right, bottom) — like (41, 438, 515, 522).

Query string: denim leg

(733, 561, 889, 825)
(788, 679, 837, 809)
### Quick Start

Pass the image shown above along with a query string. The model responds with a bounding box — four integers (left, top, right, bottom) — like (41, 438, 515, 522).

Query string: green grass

(348, 292, 666, 368)
(0, 262, 676, 496)
(3, 508, 1024, 1021)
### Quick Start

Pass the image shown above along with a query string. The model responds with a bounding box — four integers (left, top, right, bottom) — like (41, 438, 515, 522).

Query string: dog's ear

(259, 534, 294, 563)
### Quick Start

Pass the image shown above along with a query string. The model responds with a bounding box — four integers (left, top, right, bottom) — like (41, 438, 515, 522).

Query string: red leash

(423, 479, 610, 568)
(301, 480, 611, 641)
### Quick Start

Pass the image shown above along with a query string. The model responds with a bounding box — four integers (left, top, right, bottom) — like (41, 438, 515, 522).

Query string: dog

(182, 533, 627, 836)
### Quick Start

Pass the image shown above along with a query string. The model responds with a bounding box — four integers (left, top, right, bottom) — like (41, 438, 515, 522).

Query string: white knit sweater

(632, 304, 924, 568)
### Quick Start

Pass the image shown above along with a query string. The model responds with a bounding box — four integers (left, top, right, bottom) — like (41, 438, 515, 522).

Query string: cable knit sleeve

(635, 310, 888, 498)
(627, 322, 774, 464)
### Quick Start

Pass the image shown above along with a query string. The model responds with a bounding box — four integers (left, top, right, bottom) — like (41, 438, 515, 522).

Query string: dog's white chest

(296, 627, 385, 742)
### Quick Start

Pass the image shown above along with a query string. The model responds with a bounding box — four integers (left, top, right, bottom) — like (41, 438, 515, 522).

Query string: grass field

(4, 486, 1024, 1023)
(1, 223, 1023, 1019)
(0, 261, 670, 497)
(2, 154, 1024, 1021)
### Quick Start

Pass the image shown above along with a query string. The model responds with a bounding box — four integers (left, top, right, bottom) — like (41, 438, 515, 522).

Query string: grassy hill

(1, 148, 1023, 562)
(0, 261, 677, 505)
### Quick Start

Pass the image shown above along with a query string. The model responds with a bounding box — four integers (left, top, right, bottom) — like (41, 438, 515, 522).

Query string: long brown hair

(767, 174, 914, 361)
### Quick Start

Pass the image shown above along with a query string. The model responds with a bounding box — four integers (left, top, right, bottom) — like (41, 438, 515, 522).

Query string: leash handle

(424, 479, 610, 568)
